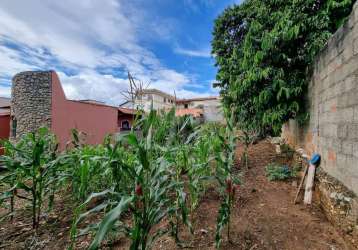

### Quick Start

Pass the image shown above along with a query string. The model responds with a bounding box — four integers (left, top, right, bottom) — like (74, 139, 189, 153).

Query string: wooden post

(303, 163, 316, 205)
(293, 164, 308, 204)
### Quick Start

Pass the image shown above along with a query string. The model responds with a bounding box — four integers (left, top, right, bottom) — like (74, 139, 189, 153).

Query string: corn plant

(71, 110, 192, 249)
(63, 145, 109, 202)
(58, 130, 114, 202)
(213, 114, 239, 248)
(165, 143, 192, 245)
(187, 126, 213, 212)
(0, 140, 20, 222)
(0, 127, 59, 229)
(238, 129, 258, 169)
(159, 110, 212, 243)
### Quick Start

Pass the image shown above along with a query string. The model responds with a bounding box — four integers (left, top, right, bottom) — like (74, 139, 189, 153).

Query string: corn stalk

(0, 127, 59, 229)
(213, 114, 239, 248)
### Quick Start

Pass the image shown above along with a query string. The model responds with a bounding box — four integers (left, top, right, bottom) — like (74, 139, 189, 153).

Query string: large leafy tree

(212, 0, 355, 134)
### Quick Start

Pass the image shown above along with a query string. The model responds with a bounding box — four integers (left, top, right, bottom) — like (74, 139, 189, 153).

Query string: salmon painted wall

(0, 115, 10, 154)
(51, 72, 118, 148)
(0, 115, 10, 139)
(118, 114, 134, 131)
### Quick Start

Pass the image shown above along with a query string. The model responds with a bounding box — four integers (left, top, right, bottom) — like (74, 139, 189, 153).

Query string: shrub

(265, 163, 298, 181)
(280, 143, 295, 158)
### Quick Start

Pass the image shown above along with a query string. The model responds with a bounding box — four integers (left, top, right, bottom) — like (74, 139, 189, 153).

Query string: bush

(280, 144, 295, 158)
(265, 163, 298, 181)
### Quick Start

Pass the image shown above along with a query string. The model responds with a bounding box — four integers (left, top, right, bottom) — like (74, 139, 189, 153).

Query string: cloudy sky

(0, 0, 240, 105)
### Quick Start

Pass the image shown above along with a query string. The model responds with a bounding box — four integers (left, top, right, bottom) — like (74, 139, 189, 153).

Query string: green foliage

(1, 109, 241, 249)
(280, 143, 295, 158)
(58, 131, 125, 202)
(265, 163, 298, 181)
(212, 0, 355, 134)
(70, 109, 216, 249)
(0, 127, 59, 229)
(212, 114, 239, 248)
(238, 129, 258, 169)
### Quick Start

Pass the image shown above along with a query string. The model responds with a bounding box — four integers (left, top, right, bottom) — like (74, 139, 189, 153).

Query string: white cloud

(174, 47, 211, 58)
(0, 85, 11, 97)
(0, 0, 216, 105)
(57, 71, 129, 105)
(0, 46, 38, 77)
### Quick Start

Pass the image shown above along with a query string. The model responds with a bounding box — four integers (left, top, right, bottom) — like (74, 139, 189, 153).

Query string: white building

(119, 89, 223, 122)
(176, 97, 223, 122)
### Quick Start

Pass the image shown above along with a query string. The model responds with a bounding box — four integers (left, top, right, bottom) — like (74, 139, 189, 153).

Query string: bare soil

(0, 140, 354, 249)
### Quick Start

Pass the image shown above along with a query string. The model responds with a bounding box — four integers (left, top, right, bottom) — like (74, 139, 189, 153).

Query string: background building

(0, 97, 10, 154)
(120, 89, 176, 111)
(176, 97, 223, 122)
(1, 71, 223, 154)
(120, 89, 223, 122)
(9, 71, 128, 149)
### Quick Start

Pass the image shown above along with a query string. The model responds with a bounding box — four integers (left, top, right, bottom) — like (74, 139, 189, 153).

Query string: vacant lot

(0, 140, 352, 250)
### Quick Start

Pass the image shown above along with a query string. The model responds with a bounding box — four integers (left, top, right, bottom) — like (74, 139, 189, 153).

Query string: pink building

(10, 71, 136, 150)
(118, 107, 136, 131)
(0, 97, 10, 154)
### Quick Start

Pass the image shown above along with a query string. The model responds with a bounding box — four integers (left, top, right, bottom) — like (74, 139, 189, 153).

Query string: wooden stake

(303, 163, 316, 205)
(294, 164, 308, 204)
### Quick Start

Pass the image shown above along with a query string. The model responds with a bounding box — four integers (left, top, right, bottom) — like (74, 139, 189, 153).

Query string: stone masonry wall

(11, 71, 52, 139)
(282, 3, 358, 246)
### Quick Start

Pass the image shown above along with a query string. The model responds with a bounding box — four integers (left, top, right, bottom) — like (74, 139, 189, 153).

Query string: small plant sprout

(238, 129, 258, 169)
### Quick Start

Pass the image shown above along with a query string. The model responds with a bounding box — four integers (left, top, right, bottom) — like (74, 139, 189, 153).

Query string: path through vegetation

(155, 140, 352, 250)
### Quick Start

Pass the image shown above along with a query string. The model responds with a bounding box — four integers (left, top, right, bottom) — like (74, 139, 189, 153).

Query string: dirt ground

(0, 140, 354, 249)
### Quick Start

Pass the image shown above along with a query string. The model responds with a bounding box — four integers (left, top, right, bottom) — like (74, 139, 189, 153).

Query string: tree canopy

(212, 0, 355, 135)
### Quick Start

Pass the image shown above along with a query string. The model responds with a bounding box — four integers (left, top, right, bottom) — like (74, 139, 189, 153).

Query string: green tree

(212, 0, 355, 134)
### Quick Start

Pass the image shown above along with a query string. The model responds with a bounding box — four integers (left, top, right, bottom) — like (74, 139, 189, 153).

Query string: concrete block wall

(282, 3, 358, 245)
(282, 2, 358, 195)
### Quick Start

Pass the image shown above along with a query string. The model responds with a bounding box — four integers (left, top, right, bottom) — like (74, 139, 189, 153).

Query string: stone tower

(11, 71, 52, 139)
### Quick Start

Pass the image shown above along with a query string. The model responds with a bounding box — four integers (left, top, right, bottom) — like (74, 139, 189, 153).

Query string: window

(164, 97, 166, 103)
(11, 117, 17, 137)
(121, 120, 130, 130)
(184, 104, 188, 109)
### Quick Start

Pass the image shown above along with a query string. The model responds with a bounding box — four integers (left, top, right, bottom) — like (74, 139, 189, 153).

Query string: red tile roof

(176, 96, 218, 104)
(175, 108, 203, 118)
(69, 100, 117, 109)
(118, 107, 137, 115)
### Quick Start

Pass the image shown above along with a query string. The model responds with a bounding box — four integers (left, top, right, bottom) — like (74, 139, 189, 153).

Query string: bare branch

(122, 71, 151, 109)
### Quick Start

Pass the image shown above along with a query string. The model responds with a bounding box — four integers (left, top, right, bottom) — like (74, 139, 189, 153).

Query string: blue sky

(0, 0, 240, 104)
